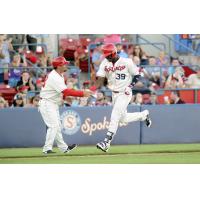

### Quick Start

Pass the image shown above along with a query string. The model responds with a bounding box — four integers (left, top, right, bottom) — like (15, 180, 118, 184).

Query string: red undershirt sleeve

(62, 88, 84, 98)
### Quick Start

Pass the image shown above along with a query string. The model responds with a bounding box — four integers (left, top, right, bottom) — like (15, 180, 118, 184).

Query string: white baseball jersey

(97, 57, 139, 91)
(40, 70, 67, 105)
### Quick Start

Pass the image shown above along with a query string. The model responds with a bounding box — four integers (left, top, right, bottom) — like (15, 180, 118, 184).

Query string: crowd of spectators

(1, 34, 200, 109)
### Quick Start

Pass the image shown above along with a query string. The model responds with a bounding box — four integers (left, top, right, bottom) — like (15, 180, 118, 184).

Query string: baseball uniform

(39, 68, 84, 153)
(97, 57, 148, 135)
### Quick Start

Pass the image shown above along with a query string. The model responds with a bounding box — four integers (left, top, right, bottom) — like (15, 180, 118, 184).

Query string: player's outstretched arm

(62, 88, 92, 98)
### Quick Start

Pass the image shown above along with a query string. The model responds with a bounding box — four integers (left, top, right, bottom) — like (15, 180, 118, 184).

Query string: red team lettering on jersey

(97, 57, 139, 92)
(104, 65, 126, 72)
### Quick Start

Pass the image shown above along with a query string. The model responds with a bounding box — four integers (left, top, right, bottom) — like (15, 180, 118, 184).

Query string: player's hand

(89, 85, 97, 92)
(83, 89, 93, 97)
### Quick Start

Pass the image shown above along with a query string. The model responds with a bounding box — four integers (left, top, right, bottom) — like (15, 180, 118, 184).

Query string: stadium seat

(157, 90, 195, 104)
(179, 90, 194, 103)
(197, 90, 200, 104)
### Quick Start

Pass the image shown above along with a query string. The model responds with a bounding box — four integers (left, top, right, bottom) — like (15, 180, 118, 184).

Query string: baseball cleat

(145, 114, 152, 127)
(143, 110, 152, 128)
(64, 144, 77, 153)
(43, 150, 56, 154)
(96, 141, 110, 152)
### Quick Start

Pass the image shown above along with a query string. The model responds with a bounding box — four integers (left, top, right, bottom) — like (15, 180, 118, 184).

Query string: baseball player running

(93, 43, 152, 152)
(39, 56, 92, 154)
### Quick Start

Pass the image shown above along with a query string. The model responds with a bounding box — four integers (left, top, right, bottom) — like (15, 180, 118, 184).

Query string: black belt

(112, 91, 120, 93)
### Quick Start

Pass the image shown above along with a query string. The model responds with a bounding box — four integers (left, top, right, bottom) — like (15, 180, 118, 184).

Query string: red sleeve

(62, 88, 84, 98)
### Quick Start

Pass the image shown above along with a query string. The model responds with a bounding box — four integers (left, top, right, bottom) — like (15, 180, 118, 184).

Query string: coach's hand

(83, 89, 93, 97)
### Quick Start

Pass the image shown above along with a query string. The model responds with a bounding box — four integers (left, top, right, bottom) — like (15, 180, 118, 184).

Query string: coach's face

(60, 64, 68, 73)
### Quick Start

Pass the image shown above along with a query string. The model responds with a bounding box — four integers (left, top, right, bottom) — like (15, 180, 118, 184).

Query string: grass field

(1, 143, 200, 164)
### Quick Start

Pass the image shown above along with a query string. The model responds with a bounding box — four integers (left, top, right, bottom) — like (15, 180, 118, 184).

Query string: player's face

(105, 54, 114, 62)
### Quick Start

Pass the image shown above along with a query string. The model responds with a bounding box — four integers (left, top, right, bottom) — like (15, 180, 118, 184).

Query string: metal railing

(1, 65, 200, 104)
(162, 34, 199, 56)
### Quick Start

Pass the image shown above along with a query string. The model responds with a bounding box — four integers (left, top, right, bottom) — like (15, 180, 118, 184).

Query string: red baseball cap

(52, 56, 70, 68)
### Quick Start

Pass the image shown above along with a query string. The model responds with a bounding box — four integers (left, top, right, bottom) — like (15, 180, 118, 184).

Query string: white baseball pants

(108, 88, 147, 134)
(38, 99, 68, 152)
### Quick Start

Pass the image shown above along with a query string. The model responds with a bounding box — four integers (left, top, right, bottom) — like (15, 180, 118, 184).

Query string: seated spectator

(149, 92, 158, 105)
(148, 56, 157, 66)
(0, 34, 13, 84)
(168, 58, 184, 77)
(11, 93, 25, 107)
(16, 71, 35, 91)
(95, 91, 105, 106)
(131, 45, 148, 65)
(146, 56, 160, 74)
(186, 67, 200, 88)
(8, 53, 26, 87)
(132, 93, 143, 105)
(116, 43, 128, 58)
(79, 97, 90, 107)
(92, 42, 104, 72)
(170, 90, 185, 104)
(164, 69, 185, 89)
(156, 51, 170, 66)
(25, 95, 40, 107)
(0, 96, 9, 108)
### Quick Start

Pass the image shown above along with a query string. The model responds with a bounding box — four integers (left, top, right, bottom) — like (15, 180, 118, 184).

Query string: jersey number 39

(116, 73, 126, 80)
